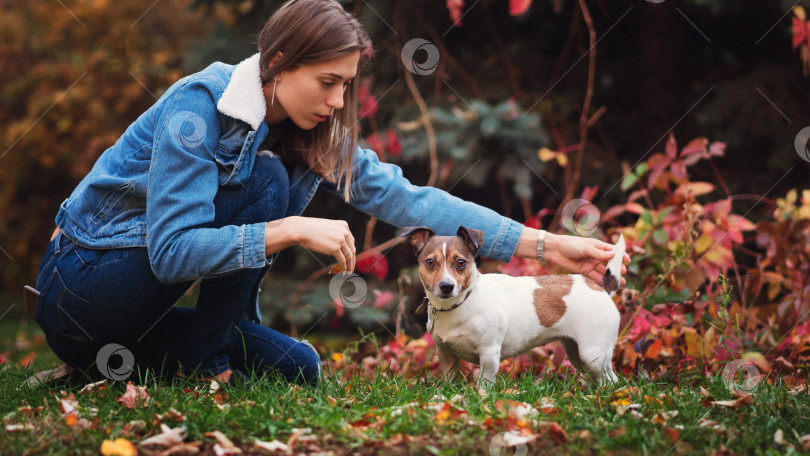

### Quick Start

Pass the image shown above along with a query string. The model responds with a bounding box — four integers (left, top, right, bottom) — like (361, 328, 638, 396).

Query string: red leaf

(358, 86, 378, 119)
(680, 137, 708, 158)
(645, 339, 664, 359)
(665, 133, 678, 160)
(356, 251, 388, 281)
(386, 129, 401, 157)
(372, 290, 396, 308)
(117, 381, 150, 409)
(367, 133, 385, 161)
(447, 0, 464, 26)
(708, 141, 726, 157)
(17, 351, 35, 368)
(629, 315, 652, 341)
(509, 0, 532, 16)
(800, 18, 810, 48)
(547, 421, 567, 444)
(580, 185, 598, 202)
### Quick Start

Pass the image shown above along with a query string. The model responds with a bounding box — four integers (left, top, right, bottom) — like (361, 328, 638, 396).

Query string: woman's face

(269, 51, 360, 130)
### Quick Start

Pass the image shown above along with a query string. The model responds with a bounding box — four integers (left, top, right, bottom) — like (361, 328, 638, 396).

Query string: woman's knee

(296, 339, 322, 387)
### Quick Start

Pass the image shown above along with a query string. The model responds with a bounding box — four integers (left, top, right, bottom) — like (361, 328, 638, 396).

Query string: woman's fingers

(334, 246, 349, 273)
(293, 217, 356, 272)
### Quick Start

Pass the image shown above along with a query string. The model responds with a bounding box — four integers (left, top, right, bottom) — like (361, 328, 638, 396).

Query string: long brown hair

(258, 0, 373, 202)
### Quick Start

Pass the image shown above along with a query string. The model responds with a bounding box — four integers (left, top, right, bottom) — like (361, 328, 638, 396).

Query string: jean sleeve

(146, 79, 267, 283)
(319, 146, 524, 262)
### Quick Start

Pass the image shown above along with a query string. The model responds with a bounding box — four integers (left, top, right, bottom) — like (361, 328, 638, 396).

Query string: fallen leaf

(574, 429, 592, 439)
(204, 431, 242, 455)
(497, 430, 538, 448)
(141, 424, 187, 447)
(6, 423, 35, 432)
(65, 413, 78, 426)
(76, 418, 95, 430)
(546, 422, 567, 444)
(79, 380, 108, 395)
(100, 438, 137, 456)
(507, 400, 538, 420)
(664, 427, 681, 444)
(60, 393, 79, 416)
(159, 442, 202, 455)
(800, 434, 810, 449)
(18, 351, 36, 367)
(213, 444, 241, 456)
(711, 394, 753, 408)
(118, 382, 150, 409)
(774, 429, 794, 449)
(254, 439, 290, 452)
(154, 408, 187, 423)
(773, 356, 795, 373)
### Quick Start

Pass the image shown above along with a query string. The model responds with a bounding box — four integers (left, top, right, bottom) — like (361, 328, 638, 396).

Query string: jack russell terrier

(401, 226, 625, 386)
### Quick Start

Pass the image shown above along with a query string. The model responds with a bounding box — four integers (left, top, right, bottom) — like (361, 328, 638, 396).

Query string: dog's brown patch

(602, 270, 618, 294)
(417, 242, 447, 292)
(584, 276, 604, 292)
(533, 275, 573, 327)
(446, 237, 475, 291)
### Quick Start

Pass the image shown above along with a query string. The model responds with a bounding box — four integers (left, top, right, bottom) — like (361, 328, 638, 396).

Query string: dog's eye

(456, 259, 466, 268)
(425, 259, 435, 267)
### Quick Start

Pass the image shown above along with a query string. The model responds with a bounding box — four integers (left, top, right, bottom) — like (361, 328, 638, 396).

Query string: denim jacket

(55, 54, 525, 315)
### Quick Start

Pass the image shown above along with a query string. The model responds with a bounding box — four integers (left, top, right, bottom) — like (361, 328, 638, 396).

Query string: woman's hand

(517, 229, 630, 284)
(265, 216, 356, 272)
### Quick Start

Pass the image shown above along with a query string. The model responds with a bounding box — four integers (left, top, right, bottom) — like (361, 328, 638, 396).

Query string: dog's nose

(439, 282, 454, 295)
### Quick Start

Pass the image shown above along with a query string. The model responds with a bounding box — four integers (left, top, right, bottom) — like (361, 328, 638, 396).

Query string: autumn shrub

(338, 132, 809, 387)
(0, 0, 208, 290)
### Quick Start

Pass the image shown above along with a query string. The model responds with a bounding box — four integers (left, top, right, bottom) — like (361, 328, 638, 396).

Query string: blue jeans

(34, 153, 320, 386)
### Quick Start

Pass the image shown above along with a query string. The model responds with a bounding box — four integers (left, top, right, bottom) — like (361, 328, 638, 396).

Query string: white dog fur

(402, 226, 625, 387)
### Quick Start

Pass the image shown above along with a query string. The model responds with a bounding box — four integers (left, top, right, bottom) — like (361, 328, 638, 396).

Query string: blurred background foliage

(1, 0, 809, 339)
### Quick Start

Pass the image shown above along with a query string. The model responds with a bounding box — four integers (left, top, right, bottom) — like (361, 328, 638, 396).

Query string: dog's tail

(602, 234, 625, 297)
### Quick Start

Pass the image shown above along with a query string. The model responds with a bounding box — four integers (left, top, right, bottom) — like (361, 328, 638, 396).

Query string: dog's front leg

(436, 344, 460, 381)
(477, 346, 501, 388)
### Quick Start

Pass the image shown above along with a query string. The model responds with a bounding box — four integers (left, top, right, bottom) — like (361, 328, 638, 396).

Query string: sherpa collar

(217, 53, 266, 131)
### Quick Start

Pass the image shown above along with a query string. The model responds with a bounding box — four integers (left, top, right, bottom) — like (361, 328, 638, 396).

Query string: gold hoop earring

(271, 76, 278, 106)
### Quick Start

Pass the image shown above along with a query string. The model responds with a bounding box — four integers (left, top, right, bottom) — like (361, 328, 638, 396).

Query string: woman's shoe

(25, 363, 77, 388)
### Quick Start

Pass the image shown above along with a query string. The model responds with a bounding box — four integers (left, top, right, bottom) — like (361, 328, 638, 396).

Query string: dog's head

(400, 226, 483, 300)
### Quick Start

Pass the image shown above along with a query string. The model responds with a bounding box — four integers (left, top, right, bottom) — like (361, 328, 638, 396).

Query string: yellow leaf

(767, 283, 781, 301)
(741, 352, 771, 372)
(676, 182, 715, 198)
(331, 353, 345, 363)
(695, 234, 712, 254)
(556, 154, 568, 167)
(100, 438, 137, 456)
(786, 189, 797, 205)
(704, 246, 731, 264)
(795, 5, 806, 20)
(538, 147, 556, 162)
(703, 326, 716, 353)
(683, 328, 704, 360)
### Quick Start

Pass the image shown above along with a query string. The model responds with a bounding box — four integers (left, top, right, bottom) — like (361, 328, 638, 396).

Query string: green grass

(1, 318, 809, 455)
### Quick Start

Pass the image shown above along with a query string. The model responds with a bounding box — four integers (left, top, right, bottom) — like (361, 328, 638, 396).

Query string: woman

(32, 0, 627, 387)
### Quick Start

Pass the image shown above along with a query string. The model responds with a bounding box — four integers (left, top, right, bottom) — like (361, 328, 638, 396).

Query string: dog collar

(426, 289, 473, 315)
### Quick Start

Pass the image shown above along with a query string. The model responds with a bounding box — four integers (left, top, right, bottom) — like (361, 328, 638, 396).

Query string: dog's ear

(457, 226, 484, 256)
(400, 226, 435, 256)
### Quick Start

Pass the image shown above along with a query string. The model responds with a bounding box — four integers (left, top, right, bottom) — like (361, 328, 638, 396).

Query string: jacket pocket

(90, 182, 136, 225)
(35, 267, 97, 345)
